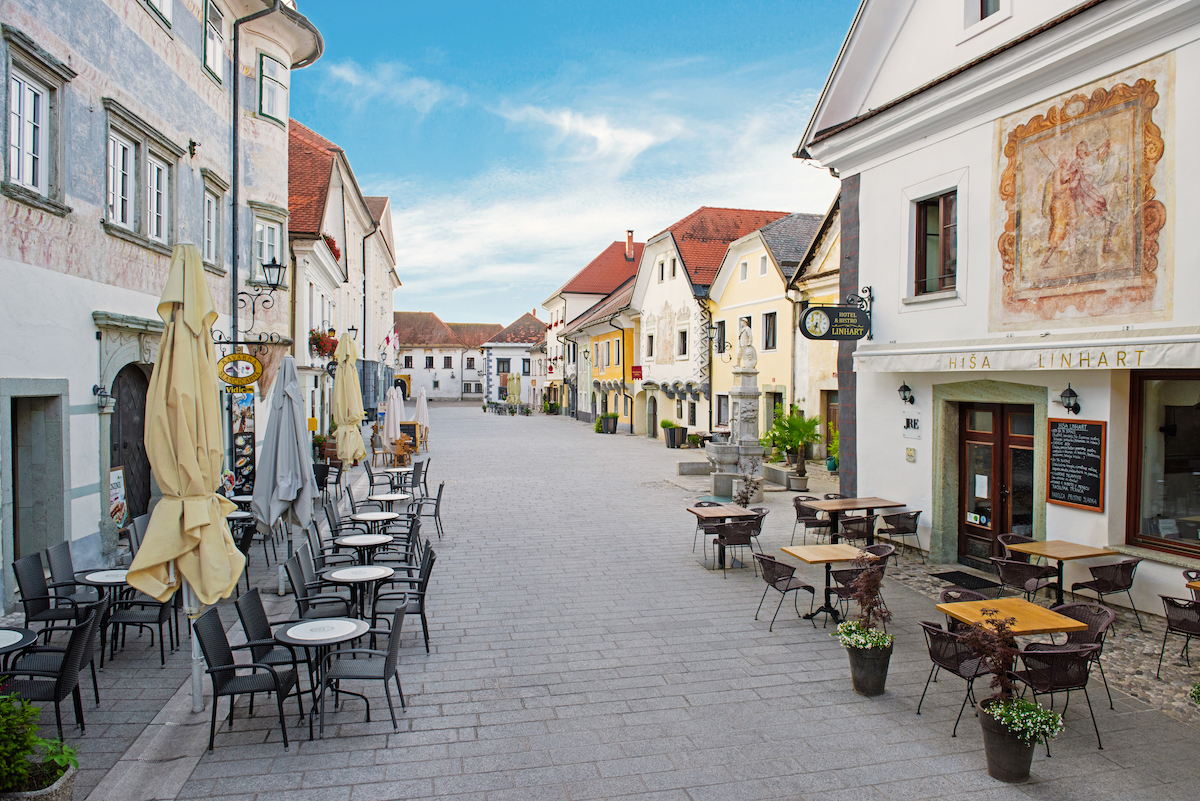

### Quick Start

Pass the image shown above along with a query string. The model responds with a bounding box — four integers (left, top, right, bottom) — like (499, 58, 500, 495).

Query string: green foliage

(601, 412, 619, 419)
(985, 698, 1063, 744)
(1190, 681, 1200, 707)
(0, 690, 77, 792)
(593, 418, 603, 433)
(827, 421, 839, 459)
(660, 419, 677, 429)
(686, 434, 701, 446)
(761, 405, 823, 473)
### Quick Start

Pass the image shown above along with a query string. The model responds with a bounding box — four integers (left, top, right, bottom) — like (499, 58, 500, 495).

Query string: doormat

(932, 571, 1000, 592)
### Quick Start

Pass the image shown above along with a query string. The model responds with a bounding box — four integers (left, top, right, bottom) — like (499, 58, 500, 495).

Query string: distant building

(392, 312, 501, 401)
(483, 313, 546, 404)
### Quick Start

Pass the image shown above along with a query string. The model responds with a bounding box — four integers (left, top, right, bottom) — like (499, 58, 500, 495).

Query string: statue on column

(736, 319, 757, 369)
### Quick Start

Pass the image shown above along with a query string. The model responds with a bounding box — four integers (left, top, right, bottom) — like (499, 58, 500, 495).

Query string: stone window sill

(102, 221, 171, 256)
(1112, 543, 1200, 569)
(204, 260, 227, 276)
(902, 289, 960, 306)
(2, 182, 71, 217)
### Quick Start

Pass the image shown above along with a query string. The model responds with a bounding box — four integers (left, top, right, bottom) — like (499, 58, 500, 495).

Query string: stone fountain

(705, 321, 765, 502)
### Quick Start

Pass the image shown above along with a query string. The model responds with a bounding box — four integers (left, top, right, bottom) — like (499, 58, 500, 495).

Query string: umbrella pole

(184, 581, 206, 713)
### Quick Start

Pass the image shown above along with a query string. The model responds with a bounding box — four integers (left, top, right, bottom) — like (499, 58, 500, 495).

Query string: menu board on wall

(1047, 418, 1106, 511)
(231, 391, 255, 494)
(109, 467, 127, 526)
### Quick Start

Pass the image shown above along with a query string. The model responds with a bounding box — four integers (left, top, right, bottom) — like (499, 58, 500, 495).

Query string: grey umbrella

(252, 356, 317, 593)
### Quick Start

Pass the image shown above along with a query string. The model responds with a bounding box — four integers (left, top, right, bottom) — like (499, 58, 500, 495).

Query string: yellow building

(708, 212, 825, 436)
(560, 278, 637, 431)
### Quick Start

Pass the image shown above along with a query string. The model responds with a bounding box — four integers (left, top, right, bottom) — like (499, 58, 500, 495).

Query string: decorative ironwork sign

(217, 352, 263, 386)
(800, 287, 872, 341)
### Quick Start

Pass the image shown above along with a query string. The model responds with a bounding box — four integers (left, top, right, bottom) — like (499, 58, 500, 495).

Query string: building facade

(392, 312, 500, 402)
(802, 0, 1200, 607)
(483, 313, 545, 405)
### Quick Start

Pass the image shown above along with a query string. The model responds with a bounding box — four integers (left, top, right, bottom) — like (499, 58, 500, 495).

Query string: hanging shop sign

(799, 288, 873, 341)
(109, 467, 127, 526)
(1047, 418, 1106, 512)
(231, 391, 256, 494)
(631, 366, 642, 380)
(217, 352, 263, 386)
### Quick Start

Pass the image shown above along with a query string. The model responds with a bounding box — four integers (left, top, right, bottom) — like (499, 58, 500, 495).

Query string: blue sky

(290, 0, 859, 325)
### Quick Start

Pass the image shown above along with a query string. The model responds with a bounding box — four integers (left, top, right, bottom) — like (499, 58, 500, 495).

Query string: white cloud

(322, 60, 466, 115)
(495, 104, 683, 174)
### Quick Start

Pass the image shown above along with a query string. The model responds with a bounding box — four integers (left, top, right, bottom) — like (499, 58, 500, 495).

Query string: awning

(854, 326, 1200, 374)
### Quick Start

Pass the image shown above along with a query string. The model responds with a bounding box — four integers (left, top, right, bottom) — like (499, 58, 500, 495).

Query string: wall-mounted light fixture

(346, 325, 358, 341)
(897, 382, 915, 405)
(1060, 384, 1080, 415)
(581, 348, 590, 363)
(92, 384, 114, 411)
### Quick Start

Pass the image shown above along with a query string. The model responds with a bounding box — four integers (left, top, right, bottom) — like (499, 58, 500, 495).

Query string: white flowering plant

(833, 619, 894, 650)
(984, 698, 1063, 744)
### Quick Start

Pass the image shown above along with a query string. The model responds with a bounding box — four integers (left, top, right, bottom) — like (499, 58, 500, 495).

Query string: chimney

(625, 230, 634, 261)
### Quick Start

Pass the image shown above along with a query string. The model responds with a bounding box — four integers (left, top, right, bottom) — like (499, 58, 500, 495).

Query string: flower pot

(978, 700, 1036, 783)
(788, 474, 809, 492)
(664, 427, 685, 448)
(0, 766, 77, 801)
(825, 456, 838, 471)
(846, 643, 892, 697)
(601, 416, 617, 434)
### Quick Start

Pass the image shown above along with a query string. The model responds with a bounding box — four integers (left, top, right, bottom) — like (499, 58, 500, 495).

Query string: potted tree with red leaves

(832, 552, 893, 696)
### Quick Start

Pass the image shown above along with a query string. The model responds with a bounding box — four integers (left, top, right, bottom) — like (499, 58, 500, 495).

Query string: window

(107, 132, 133, 228)
(441, 356, 451, 369)
(474, 383, 482, 393)
(613, 343, 619, 366)
(759, 255, 768, 277)
(981, 0, 1000, 18)
(688, 401, 696, 427)
(915, 190, 957, 295)
(1129, 372, 1200, 557)
(677, 329, 688, 358)
(670, 258, 677, 279)
(715, 320, 726, 353)
(739, 262, 748, 281)
(253, 217, 280, 280)
(496, 358, 510, 374)
(676, 399, 684, 418)
(763, 312, 777, 351)
(522, 359, 530, 375)
(204, 1, 224, 82)
(259, 55, 288, 123)
(424, 356, 434, 369)
(646, 335, 654, 358)
(658, 262, 665, 282)
(605, 342, 612, 368)
(8, 70, 47, 194)
(466, 357, 475, 370)
(146, 0, 172, 24)
(203, 191, 218, 262)
(432, 379, 439, 389)
(498, 387, 508, 400)
(717, 395, 730, 426)
(146, 155, 168, 242)
(463, 382, 471, 394)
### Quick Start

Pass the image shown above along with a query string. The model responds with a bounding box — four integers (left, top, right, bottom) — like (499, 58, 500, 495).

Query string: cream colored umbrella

(383, 386, 403, 450)
(508, 373, 522, 404)
(126, 243, 242, 711)
(332, 334, 367, 462)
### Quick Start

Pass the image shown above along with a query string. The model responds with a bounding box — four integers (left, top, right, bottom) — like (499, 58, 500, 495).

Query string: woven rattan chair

(1027, 602, 1116, 709)
(831, 553, 889, 620)
(991, 557, 1057, 602)
(194, 607, 304, 751)
(712, 521, 758, 578)
(1012, 644, 1103, 751)
(997, 533, 1036, 563)
(45, 541, 99, 605)
(107, 588, 176, 667)
(838, 514, 878, 547)
(284, 554, 351, 620)
(1185, 570, 1200, 601)
(1072, 558, 1143, 630)
(5, 607, 99, 738)
(753, 554, 815, 631)
(693, 501, 723, 556)
(880, 511, 923, 562)
(317, 607, 407, 736)
(791, 497, 831, 546)
(937, 587, 987, 632)
(862, 542, 896, 566)
(235, 588, 308, 704)
(916, 621, 986, 736)
(13, 553, 84, 634)
(373, 547, 437, 652)
(824, 493, 846, 500)
(13, 597, 108, 710)
(1157, 596, 1200, 678)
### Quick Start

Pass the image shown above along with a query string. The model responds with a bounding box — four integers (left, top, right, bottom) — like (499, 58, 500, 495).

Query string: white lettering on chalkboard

(1047, 419, 1106, 512)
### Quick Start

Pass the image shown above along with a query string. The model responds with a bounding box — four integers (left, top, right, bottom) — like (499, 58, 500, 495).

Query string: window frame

(759, 255, 768, 277)
(670, 258, 677, 279)
(403, 355, 413, 369)
(762, 311, 777, 351)
(199, 167, 228, 274)
(443, 356, 453, 369)
(145, 0, 173, 26)
(522, 358, 530, 375)
(253, 217, 281, 281)
(204, 1, 225, 84)
(102, 98, 184, 253)
(247, 200, 287, 284)
(8, 69, 47, 195)
(676, 328, 688, 358)
(717, 395, 730, 426)
(424, 356, 434, 369)
(646, 334, 654, 358)
(258, 52, 289, 125)
(146, 154, 169, 243)
(658, 261, 665, 283)
(106, 130, 135, 230)
(466, 356, 475, 370)
(496, 357, 511, 374)
(914, 190, 957, 296)
(739, 262, 748, 282)
(202, 190, 218, 263)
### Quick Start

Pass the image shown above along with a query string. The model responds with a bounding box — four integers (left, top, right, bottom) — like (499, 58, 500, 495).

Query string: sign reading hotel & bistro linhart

(800, 306, 869, 341)
(1047, 419, 1106, 512)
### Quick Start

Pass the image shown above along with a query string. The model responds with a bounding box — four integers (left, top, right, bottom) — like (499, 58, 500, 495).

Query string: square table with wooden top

(689, 504, 759, 568)
(936, 596, 1089, 637)
(1002, 539, 1118, 605)
(1186, 580, 1200, 593)
(805, 497, 906, 545)
(781, 544, 863, 622)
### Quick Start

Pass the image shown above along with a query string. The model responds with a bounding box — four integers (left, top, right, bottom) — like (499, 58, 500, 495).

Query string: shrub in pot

(826, 421, 839, 471)
(661, 419, 683, 448)
(686, 433, 701, 448)
(960, 609, 1063, 782)
(832, 553, 893, 696)
(0, 691, 78, 799)
(600, 412, 619, 433)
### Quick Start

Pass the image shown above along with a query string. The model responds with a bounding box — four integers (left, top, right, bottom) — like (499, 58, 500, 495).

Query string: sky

(289, 1, 860, 325)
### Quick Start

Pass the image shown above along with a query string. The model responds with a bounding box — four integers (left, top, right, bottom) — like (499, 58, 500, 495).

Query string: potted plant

(686, 433, 702, 448)
(0, 691, 79, 800)
(307, 329, 338, 360)
(661, 419, 687, 448)
(601, 412, 619, 433)
(312, 433, 327, 461)
(762, 406, 823, 491)
(826, 422, 839, 472)
(960, 609, 1063, 782)
(832, 552, 893, 696)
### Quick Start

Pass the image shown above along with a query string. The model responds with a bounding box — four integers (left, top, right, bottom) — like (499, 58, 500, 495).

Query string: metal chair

(712, 521, 758, 578)
(373, 547, 436, 653)
(419, 457, 432, 497)
(1012, 644, 1103, 751)
(413, 482, 445, 539)
(791, 497, 831, 546)
(107, 584, 177, 667)
(362, 461, 393, 494)
(752, 554, 815, 631)
(13, 597, 108, 711)
(916, 621, 986, 736)
(13, 553, 84, 634)
(317, 607, 407, 736)
(5, 607, 99, 738)
(235, 588, 309, 705)
(749, 507, 769, 553)
(1185, 569, 1200, 601)
(991, 557, 1057, 602)
(45, 541, 99, 605)
(406, 460, 428, 499)
(824, 493, 846, 500)
(193, 607, 304, 751)
(937, 587, 987, 632)
(284, 554, 351, 620)
(997, 533, 1036, 563)
(880, 511, 923, 563)
(345, 484, 382, 513)
(838, 514, 878, 546)
(692, 501, 722, 556)
(1072, 558, 1143, 630)
(323, 498, 369, 538)
(1157, 596, 1200, 678)
(830, 551, 890, 620)
(862, 542, 896, 566)
(1027, 602, 1116, 709)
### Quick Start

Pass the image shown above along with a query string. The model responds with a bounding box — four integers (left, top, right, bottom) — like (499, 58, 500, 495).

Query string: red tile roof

(364, 196, 389, 223)
(446, 322, 503, 348)
(656, 207, 790, 286)
(563, 277, 635, 336)
(288, 119, 341, 237)
(393, 312, 465, 347)
(558, 240, 645, 295)
(487, 312, 545, 345)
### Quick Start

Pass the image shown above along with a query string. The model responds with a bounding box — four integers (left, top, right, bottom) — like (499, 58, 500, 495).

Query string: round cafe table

(349, 511, 399, 537)
(323, 565, 394, 619)
(334, 533, 393, 565)
(275, 617, 370, 739)
(0, 627, 37, 671)
(367, 492, 411, 512)
(230, 494, 254, 511)
(74, 569, 131, 668)
(381, 466, 412, 491)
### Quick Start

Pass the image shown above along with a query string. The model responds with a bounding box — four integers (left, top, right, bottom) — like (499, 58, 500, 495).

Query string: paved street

(43, 402, 1200, 800)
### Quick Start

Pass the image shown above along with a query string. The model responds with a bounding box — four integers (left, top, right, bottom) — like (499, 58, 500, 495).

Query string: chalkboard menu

(1047, 419, 1106, 511)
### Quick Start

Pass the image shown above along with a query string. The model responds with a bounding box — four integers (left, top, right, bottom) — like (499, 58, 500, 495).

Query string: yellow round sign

(217, 353, 263, 386)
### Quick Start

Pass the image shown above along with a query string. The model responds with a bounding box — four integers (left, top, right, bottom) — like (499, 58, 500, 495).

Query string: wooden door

(958, 403, 1035, 568)
(111, 365, 151, 520)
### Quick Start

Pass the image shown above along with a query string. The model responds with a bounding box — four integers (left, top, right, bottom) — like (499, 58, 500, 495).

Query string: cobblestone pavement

(18, 402, 1200, 800)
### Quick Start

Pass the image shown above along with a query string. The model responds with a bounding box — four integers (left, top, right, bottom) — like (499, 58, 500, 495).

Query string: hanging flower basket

(321, 233, 341, 261)
(308, 329, 338, 359)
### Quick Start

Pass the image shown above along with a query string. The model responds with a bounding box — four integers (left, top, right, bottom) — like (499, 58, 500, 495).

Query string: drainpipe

(555, 326, 570, 418)
(606, 317, 632, 433)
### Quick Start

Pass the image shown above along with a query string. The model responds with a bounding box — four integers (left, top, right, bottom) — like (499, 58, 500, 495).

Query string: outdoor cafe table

(229, 494, 254, 511)
(368, 492, 411, 512)
(805, 497, 906, 545)
(274, 617, 370, 739)
(74, 568, 131, 667)
(1002, 539, 1119, 605)
(936, 596, 1089, 637)
(349, 510, 399, 537)
(781, 543, 862, 622)
(688, 503, 759, 569)
(334, 533, 393, 565)
(0, 627, 36, 671)
(322, 565, 394, 619)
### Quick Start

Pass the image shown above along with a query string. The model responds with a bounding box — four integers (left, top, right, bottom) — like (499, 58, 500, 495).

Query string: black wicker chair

(916, 621, 987, 736)
(991, 557, 1057, 602)
(712, 521, 758, 578)
(693, 501, 723, 556)
(1157, 596, 1200, 678)
(284, 554, 351, 620)
(838, 514, 878, 547)
(880, 511, 923, 562)
(12, 597, 108, 711)
(5, 607, 99, 738)
(791, 497, 831, 546)
(1072, 558, 1142, 630)
(317, 607, 407, 736)
(1012, 644, 1103, 751)
(107, 587, 177, 667)
(13, 553, 84, 634)
(749, 507, 769, 553)
(1027, 602, 1116, 709)
(752, 554, 815, 631)
(45, 541, 98, 605)
(235, 588, 308, 703)
(997, 533, 1036, 563)
(373, 547, 436, 653)
(193, 607, 304, 751)
(937, 587, 987, 632)
(830, 550, 890, 620)
(1185, 569, 1200, 601)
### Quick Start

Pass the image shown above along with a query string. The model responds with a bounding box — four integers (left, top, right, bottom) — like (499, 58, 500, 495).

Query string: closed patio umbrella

(508, 373, 522, 404)
(126, 243, 243, 711)
(382, 386, 404, 450)
(252, 355, 316, 594)
(415, 387, 430, 443)
(332, 334, 366, 463)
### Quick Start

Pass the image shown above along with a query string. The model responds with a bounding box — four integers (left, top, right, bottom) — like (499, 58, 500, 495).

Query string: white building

(801, 0, 1200, 609)
(392, 313, 499, 402)
(483, 313, 545, 405)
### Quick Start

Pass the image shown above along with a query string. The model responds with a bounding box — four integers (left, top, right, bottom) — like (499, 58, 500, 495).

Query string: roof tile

(487, 312, 545, 345)
(657, 207, 790, 286)
(558, 241, 644, 295)
(288, 119, 338, 237)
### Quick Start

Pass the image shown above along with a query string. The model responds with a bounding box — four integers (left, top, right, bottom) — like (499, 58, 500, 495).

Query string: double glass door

(959, 403, 1035, 568)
